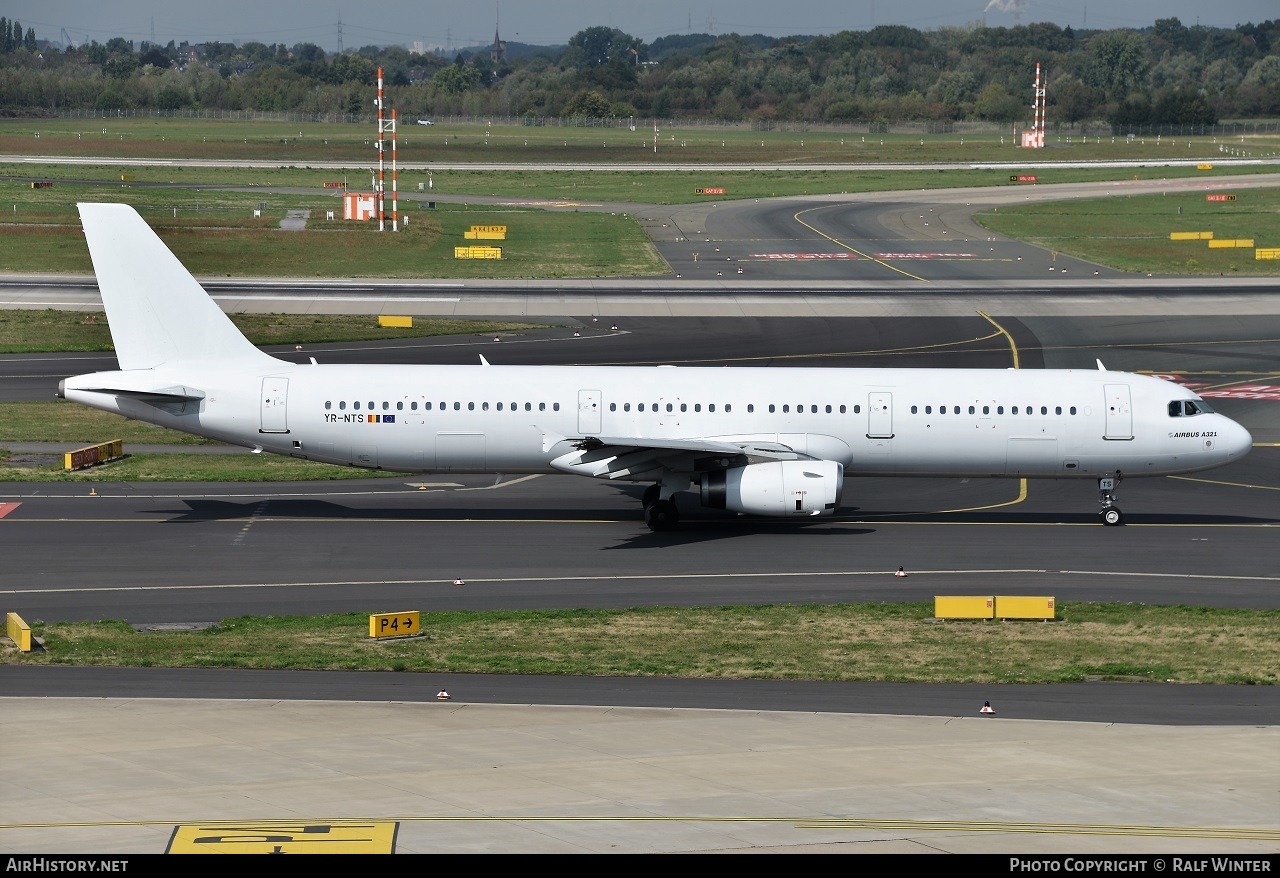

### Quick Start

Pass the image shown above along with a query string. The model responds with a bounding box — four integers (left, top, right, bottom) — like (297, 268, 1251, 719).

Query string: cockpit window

(1169, 399, 1214, 417)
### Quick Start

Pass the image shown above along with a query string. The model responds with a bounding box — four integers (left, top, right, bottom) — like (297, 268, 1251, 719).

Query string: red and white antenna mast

(391, 108, 399, 231)
(376, 67, 386, 230)
(1031, 61, 1045, 148)
(374, 67, 399, 231)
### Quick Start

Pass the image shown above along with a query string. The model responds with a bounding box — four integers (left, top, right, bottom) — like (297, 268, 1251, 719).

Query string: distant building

(490, 26, 506, 65)
(177, 41, 203, 65)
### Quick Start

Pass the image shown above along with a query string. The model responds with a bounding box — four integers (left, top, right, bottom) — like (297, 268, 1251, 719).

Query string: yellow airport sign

(6, 613, 31, 652)
(377, 315, 412, 328)
(368, 611, 421, 639)
(1256, 248, 1280, 260)
(1208, 239, 1254, 248)
(469, 224, 507, 234)
(934, 596, 994, 619)
(167, 821, 399, 853)
(65, 439, 124, 471)
(1197, 163, 1214, 170)
(1170, 231, 1212, 240)
(994, 596, 1056, 620)
(455, 245, 502, 259)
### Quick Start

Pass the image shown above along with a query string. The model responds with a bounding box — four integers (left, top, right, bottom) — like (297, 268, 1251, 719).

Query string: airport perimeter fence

(47, 109, 1280, 138)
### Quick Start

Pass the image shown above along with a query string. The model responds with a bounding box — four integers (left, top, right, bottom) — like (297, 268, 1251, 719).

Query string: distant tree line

(1, 17, 1278, 129)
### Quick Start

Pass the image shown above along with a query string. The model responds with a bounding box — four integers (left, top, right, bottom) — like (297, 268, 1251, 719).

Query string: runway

(2, 182, 1279, 854)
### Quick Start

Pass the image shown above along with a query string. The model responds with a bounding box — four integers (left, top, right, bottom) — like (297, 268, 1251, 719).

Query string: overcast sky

(7, 1, 1276, 53)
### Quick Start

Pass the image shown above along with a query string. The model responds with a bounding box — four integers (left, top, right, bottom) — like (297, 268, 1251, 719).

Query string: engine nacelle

(700, 459, 844, 517)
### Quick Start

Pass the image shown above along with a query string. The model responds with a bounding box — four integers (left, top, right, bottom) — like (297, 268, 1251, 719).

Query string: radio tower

(1030, 61, 1045, 148)
(375, 68, 399, 231)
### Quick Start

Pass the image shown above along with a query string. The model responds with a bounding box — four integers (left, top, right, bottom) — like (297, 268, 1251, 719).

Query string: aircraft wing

(549, 435, 809, 480)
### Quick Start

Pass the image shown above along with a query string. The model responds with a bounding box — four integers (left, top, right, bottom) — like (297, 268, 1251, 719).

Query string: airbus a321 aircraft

(60, 203, 1253, 530)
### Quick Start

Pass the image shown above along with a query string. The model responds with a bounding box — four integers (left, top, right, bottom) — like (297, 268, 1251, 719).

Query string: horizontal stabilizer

(59, 370, 207, 400)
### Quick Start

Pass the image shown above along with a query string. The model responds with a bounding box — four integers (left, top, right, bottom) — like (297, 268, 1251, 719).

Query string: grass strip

(0, 201, 668, 278)
(9, 603, 1277, 685)
(975, 187, 1280, 275)
(0, 402, 213, 444)
(4, 117, 1279, 171)
(0, 310, 551, 353)
(0, 452, 398, 481)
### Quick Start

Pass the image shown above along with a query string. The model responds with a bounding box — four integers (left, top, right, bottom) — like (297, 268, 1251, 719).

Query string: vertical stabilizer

(78, 203, 276, 370)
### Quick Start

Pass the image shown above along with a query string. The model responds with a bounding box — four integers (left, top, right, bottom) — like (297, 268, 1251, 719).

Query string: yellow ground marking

(15, 566, 1280, 601)
(974, 310, 1020, 369)
(609, 328, 1008, 366)
(1192, 374, 1280, 392)
(167, 821, 397, 853)
(1169, 475, 1280, 490)
(792, 205, 930, 282)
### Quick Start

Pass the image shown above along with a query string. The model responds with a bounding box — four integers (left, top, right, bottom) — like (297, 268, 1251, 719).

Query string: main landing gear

(1098, 476, 1123, 526)
(642, 483, 680, 532)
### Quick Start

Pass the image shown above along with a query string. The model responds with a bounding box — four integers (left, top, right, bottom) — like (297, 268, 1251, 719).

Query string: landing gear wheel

(1100, 507, 1123, 526)
(641, 484, 661, 509)
(644, 498, 680, 532)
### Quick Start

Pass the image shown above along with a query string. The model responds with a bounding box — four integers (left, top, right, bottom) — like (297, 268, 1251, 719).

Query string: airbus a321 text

(60, 203, 1253, 530)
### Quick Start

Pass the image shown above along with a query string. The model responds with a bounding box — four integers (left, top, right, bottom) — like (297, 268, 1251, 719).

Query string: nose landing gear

(1098, 476, 1123, 526)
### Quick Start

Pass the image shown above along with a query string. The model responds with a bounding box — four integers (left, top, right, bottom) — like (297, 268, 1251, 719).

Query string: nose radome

(1224, 418, 1253, 458)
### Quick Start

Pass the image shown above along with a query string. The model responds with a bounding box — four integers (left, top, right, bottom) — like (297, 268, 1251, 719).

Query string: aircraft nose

(1222, 417, 1253, 459)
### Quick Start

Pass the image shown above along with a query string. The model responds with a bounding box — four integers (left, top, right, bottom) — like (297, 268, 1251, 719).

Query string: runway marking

(232, 499, 270, 545)
(595, 328, 1010, 367)
(3, 516, 1277, 529)
(6, 566, 1280, 597)
(975, 310, 1020, 369)
(3, 815, 1275, 843)
(792, 206, 929, 282)
(0, 502, 20, 518)
(1169, 475, 1280, 490)
(0, 474, 545, 502)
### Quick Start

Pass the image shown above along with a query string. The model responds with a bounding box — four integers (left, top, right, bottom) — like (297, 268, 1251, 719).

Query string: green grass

(976, 187, 1280, 274)
(0, 198, 667, 278)
(0, 452, 399, 481)
(5, 116, 1280, 167)
(0, 401, 213, 443)
(7, 160, 1280, 208)
(0, 309, 550, 353)
(9, 603, 1277, 685)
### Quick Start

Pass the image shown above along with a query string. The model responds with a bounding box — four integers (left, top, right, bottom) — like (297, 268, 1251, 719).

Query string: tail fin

(78, 203, 275, 371)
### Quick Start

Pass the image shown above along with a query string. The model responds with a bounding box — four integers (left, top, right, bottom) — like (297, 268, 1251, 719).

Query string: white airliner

(60, 203, 1253, 530)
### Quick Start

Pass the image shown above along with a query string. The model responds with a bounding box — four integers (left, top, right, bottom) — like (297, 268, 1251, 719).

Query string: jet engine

(700, 460, 844, 517)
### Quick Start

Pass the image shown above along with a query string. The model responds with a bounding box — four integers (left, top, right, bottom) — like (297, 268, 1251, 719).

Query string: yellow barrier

(368, 611, 421, 639)
(1256, 248, 1280, 261)
(6, 612, 32, 652)
(454, 246, 502, 259)
(64, 439, 124, 471)
(994, 596, 1056, 620)
(1208, 239, 1254, 248)
(377, 315, 412, 328)
(1170, 231, 1213, 240)
(934, 596, 994, 619)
